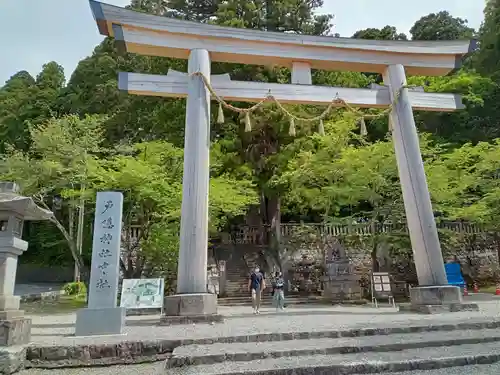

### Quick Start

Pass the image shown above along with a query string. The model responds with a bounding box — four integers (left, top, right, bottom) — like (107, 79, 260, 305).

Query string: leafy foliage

(352, 26, 407, 41)
(476, 0, 500, 82)
(409, 11, 475, 41)
(63, 282, 87, 296)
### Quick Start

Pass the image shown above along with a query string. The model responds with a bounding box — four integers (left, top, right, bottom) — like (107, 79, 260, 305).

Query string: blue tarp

(444, 262, 465, 287)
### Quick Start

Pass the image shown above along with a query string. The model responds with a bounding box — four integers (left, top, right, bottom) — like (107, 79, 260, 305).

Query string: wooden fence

(126, 221, 484, 245)
(224, 221, 485, 245)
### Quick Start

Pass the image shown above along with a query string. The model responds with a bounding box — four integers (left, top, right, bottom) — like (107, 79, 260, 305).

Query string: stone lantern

(0, 182, 52, 374)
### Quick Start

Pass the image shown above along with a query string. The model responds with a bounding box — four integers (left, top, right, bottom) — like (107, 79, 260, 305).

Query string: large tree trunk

(259, 193, 281, 272)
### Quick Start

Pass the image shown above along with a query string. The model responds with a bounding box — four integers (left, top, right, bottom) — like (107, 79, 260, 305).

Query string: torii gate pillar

(162, 49, 222, 324)
(384, 65, 473, 313)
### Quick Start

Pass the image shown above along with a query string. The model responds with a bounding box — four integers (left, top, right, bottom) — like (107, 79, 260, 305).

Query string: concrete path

(27, 302, 500, 347)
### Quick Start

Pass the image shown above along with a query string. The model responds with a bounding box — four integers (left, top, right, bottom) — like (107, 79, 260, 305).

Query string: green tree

(215, 0, 332, 34)
(407, 71, 500, 143)
(87, 139, 257, 279)
(0, 71, 36, 152)
(410, 11, 475, 41)
(0, 112, 258, 282)
(0, 63, 65, 153)
(352, 26, 407, 40)
(28, 62, 66, 125)
(0, 114, 106, 273)
(426, 140, 500, 228)
(129, 0, 169, 14)
(165, 0, 219, 21)
(59, 38, 188, 146)
(476, 0, 500, 82)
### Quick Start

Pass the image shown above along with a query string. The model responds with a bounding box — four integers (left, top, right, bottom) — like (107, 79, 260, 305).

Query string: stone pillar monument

(0, 182, 52, 374)
(75, 191, 126, 336)
(322, 239, 362, 302)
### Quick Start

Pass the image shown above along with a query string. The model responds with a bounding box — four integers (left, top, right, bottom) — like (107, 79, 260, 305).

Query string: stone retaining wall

(25, 340, 176, 369)
(281, 231, 500, 299)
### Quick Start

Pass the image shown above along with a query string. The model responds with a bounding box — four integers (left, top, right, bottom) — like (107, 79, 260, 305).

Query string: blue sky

(0, 0, 485, 86)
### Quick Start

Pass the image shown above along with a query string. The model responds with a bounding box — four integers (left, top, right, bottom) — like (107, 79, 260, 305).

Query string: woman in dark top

(248, 266, 265, 314)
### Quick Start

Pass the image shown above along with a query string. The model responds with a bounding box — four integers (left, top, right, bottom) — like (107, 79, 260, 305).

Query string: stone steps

(24, 317, 500, 371)
(223, 267, 250, 297)
(164, 342, 500, 374)
(164, 323, 500, 374)
(167, 328, 500, 367)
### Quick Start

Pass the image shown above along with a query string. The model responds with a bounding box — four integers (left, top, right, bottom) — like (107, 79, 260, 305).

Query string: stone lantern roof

(0, 182, 53, 221)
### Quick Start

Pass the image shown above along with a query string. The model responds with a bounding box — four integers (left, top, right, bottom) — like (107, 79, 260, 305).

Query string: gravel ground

(388, 363, 500, 375)
(27, 302, 500, 347)
(19, 363, 164, 375)
(18, 362, 500, 375)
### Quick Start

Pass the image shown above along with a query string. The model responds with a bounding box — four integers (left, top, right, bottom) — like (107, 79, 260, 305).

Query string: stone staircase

(221, 249, 265, 298)
(223, 272, 249, 297)
(164, 320, 500, 374)
(223, 254, 250, 298)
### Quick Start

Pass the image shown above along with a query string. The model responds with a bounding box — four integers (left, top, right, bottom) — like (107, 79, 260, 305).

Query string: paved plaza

(10, 300, 500, 374)
(26, 301, 500, 347)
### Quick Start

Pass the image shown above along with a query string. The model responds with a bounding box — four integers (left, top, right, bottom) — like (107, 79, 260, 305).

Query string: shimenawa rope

(190, 71, 408, 136)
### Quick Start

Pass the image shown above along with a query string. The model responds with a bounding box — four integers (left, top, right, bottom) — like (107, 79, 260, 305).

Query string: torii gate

(89, 1, 476, 315)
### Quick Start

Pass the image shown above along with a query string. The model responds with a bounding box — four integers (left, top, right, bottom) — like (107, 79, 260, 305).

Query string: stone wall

(281, 231, 500, 299)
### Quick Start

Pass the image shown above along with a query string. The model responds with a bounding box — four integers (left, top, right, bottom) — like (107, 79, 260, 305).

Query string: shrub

(63, 281, 87, 296)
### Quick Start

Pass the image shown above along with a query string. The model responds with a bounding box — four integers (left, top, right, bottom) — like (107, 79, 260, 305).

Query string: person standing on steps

(248, 265, 265, 314)
(272, 271, 285, 312)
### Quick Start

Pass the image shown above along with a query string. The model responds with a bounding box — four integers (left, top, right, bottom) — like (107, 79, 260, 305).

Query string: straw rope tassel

(244, 112, 252, 132)
(289, 117, 296, 137)
(359, 117, 367, 136)
(217, 103, 225, 124)
(318, 119, 325, 136)
(189, 72, 401, 136)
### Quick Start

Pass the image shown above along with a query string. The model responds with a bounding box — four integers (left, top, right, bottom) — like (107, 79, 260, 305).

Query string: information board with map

(120, 278, 164, 309)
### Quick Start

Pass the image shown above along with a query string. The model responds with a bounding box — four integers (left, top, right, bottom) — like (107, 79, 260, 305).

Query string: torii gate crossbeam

(89, 0, 476, 315)
(118, 71, 464, 111)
